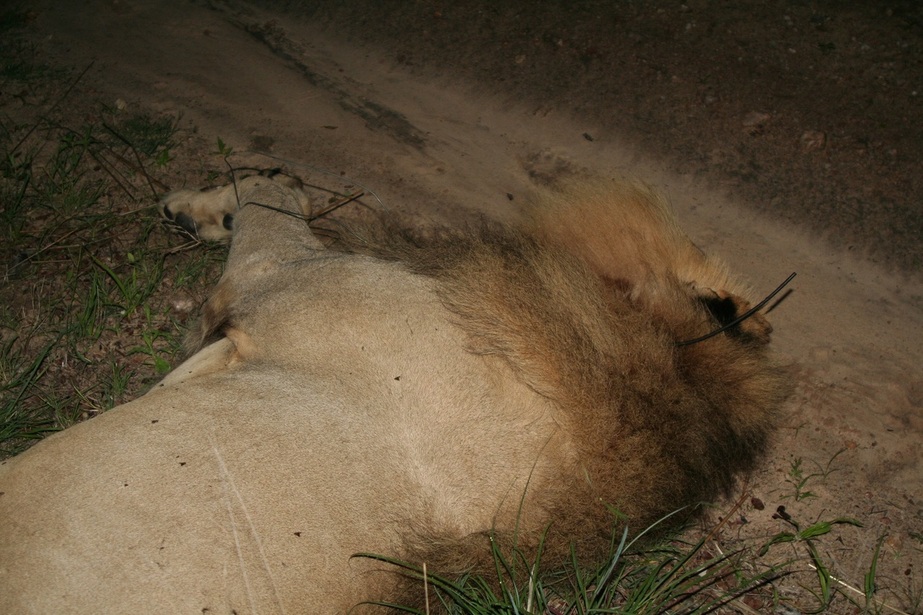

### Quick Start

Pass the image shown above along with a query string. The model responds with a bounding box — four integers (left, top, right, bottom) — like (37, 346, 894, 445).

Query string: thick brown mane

(338, 212, 789, 586)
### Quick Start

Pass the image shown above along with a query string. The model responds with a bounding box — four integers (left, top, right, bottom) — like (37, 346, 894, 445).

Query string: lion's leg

(161, 170, 311, 241)
(185, 174, 329, 351)
(223, 174, 324, 267)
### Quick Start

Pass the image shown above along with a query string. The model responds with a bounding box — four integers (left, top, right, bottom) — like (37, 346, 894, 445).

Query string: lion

(0, 173, 788, 613)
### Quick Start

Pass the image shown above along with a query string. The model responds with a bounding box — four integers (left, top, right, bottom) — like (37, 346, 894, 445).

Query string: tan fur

(0, 176, 788, 614)
(526, 179, 774, 343)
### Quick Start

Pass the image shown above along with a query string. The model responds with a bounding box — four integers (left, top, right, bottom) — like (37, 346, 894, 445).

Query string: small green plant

(784, 448, 846, 502)
(130, 306, 181, 376)
(215, 136, 234, 158)
(786, 457, 818, 501)
(759, 507, 864, 613)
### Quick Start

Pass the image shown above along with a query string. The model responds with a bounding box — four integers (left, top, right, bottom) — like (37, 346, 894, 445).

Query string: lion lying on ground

(0, 173, 787, 613)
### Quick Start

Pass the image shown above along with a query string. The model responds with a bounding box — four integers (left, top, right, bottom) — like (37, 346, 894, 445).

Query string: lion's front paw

(161, 185, 239, 241)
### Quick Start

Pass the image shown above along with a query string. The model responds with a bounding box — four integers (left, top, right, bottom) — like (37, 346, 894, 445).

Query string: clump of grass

(0, 28, 225, 456)
(355, 518, 780, 614)
(354, 498, 918, 615)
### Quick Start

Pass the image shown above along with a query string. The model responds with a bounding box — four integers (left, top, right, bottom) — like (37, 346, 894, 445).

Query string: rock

(800, 130, 827, 152)
(742, 111, 771, 135)
(742, 111, 771, 127)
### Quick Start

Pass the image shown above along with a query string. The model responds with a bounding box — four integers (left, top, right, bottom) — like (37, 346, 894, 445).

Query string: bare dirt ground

(9, 0, 923, 612)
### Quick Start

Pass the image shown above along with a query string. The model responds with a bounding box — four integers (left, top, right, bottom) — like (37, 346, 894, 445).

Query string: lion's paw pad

(160, 186, 239, 241)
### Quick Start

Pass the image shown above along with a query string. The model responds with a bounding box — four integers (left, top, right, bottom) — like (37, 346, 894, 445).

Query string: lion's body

(0, 177, 787, 613)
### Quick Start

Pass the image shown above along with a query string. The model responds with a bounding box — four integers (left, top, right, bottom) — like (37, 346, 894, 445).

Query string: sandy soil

(16, 1, 923, 611)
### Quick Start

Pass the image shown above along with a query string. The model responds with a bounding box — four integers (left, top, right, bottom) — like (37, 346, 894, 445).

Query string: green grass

(783, 449, 846, 503)
(356, 508, 889, 614)
(0, 23, 225, 456)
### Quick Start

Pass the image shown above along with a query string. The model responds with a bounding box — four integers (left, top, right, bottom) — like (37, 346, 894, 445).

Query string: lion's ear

(697, 289, 773, 346)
